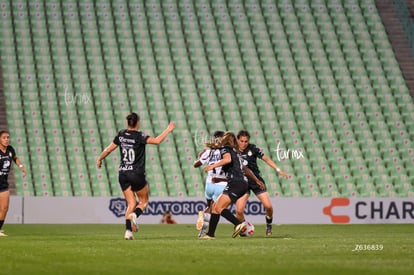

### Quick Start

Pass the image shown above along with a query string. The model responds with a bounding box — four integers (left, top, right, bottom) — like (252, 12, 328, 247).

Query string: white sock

(204, 213, 211, 222)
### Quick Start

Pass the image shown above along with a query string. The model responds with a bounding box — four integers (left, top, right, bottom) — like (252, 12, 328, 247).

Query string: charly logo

(323, 198, 350, 223)
(109, 198, 127, 217)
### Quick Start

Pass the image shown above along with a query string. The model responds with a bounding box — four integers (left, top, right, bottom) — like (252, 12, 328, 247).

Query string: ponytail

(126, 113, 139, 128)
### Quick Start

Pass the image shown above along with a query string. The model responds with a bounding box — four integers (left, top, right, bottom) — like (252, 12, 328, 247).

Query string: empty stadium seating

(0, 0, 412, 197)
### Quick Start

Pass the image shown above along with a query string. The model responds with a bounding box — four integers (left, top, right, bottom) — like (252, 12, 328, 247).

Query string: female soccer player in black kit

(0, 130, 26, 237)
(235, 130, 288, 236)
(97, 113, 175, 240)
(201, 132, 265, 239)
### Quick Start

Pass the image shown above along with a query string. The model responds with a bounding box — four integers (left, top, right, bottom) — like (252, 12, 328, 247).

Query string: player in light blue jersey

(193, 131, 226, 237)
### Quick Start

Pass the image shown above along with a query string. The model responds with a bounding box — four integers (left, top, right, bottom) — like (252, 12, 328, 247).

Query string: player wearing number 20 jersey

(97, 113, 175, 240)
(114, 130, 149, 191)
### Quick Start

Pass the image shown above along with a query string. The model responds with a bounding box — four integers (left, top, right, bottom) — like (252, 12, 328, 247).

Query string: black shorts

(118, 171, 148, 192)
(0, 180, 9, 193)
(222, 179, 249, 204)
(247, 176, 267, 196)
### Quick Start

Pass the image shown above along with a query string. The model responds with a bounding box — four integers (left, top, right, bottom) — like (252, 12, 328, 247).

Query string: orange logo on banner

(323, 198, 350, 223)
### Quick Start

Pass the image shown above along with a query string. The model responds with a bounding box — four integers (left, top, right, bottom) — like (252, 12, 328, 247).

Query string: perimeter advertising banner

(6, 196, 414, 224)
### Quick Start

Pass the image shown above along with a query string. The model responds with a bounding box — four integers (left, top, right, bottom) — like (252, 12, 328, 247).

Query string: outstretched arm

(96, 142, 118, 168)
(13, 156, 26, 177)
(147, 122, 175, 145)
(262, 155, 288, 179)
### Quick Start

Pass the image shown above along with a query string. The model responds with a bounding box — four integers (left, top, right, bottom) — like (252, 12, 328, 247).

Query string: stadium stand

(0, 0, 412, 197)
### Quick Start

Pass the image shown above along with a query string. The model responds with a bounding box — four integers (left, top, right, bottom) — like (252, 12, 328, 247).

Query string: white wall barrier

(6, 196, 414, 224)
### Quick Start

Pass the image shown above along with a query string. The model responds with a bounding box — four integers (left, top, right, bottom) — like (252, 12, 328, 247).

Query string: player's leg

(256, 191, 273, 235)
(197, 182, 213, 231)
(202, 194, 231, 238)
(128, 174, 149, 232)
(122, 186, 137, 239)
(199, 183, 225, 237)
(213, 191, 245, 237)
(200, 183, 225, 236)
(135, 183, 149, 214)
(235, 192, 249, 222)
(130, 183, 149, 232)
(0, 190, 10, 236)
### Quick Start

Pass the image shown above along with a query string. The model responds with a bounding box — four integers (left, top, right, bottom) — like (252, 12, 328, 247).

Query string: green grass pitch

(0, 224, 413, 275)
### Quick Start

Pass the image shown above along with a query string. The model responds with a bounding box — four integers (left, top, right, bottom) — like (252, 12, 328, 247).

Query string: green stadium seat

(1, 0, 412, 199)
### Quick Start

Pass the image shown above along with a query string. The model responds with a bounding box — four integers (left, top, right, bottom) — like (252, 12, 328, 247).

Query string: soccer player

(235, 130, 288, 236)
(96, 113, 175, 240)
(201, 132, 265, 239)
(193, 130, 226, 237)
(0, 130, 26, 237)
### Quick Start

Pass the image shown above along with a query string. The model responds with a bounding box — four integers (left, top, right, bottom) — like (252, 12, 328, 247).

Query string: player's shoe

(198, 224, 208, 238)
(129, 212, 138, 232)
(196, 211, 204, 230)
(200, 234, 215, 240)
(266, 224, 272, 236)
(124, 230, 134, 240)
(0, 230, 7, 237)
(232, 222, 246, 238)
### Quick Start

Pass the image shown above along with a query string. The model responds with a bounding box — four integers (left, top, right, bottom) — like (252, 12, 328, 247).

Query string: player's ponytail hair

(207, 132, 238, 150)
(221, 132, 238, 150)
(204, 130, 225, 149)
(126, 113, 140, 128)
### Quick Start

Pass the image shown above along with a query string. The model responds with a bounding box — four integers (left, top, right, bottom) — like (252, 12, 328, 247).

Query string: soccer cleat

(0, 230, 7, 237)
(129, 212, 138, 232)
(266, 224, 272, 236)
(198, 224, 208, 238)
(196, 211, 204, 230)
(232, 222, 246, 238)
(200, 234, 215, 240)
(124, 230, 134, 240)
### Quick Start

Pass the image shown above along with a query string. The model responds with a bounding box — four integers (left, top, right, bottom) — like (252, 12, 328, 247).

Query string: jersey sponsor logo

(2, 160, 11, 170)
(208, 153, 221, 163)
(119, 165, 133, 171)
(119, 136, 136, 144)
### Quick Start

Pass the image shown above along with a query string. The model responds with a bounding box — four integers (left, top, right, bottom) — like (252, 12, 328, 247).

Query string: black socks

(126, 219, 132, 231)
(221, 209, 241, 226)
(134, 208, 143, 217)
(206, 213, 220, 237)
(266, 215, 273, 225)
